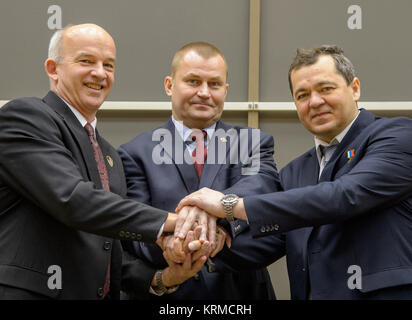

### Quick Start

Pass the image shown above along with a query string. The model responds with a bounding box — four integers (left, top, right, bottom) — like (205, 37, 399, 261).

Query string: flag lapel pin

(347, 149, 355, 162)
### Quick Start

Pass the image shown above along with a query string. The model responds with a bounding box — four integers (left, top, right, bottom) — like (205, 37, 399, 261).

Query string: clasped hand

(155, 205, 231, 287)
(158, 206, 231, 263)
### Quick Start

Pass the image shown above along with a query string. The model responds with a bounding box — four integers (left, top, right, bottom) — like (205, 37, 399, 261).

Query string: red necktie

(191, 130, 207, 180)
(84, 123, 111, 298)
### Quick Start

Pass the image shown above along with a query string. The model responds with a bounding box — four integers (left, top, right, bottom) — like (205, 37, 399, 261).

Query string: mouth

(85, 83, 104, 91)
(312, 111, 330, 120)
(191, 102, 212, 108)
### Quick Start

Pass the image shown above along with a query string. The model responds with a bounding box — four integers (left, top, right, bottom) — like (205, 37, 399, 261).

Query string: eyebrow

(294, 80, 337, 97)
(75, 52, 116, 63)
(293, 87, 307, 98)
(316, 80, 337, 87)
(183, 73, 224, 81)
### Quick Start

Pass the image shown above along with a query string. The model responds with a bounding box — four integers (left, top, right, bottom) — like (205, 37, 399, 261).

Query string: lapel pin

(106, 155, 114, 167)
(346, 149, 355, 162)
(220, 137, 227, 143)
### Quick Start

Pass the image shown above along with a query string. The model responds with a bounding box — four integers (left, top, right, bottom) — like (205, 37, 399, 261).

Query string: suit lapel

(42, 91, 103, 189)
(199, 120, 229, 188)
(305, 110, 377, 267)
(97, 131, 118, 189)
(319, 109, 377, 182)
(162, 119, 199, 194)
(298, 150, 318, 262)
(301, 149, 319, 186)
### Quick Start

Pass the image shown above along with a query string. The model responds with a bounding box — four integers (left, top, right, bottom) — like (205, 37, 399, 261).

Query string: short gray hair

(48, 25, 73, 63)
(170, 41, 228, 79)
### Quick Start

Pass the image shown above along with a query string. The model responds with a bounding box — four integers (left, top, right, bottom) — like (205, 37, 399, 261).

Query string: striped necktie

(191, 130, 207, 180)
(84, 123, 111, 298)
(319, 144, 338, 177)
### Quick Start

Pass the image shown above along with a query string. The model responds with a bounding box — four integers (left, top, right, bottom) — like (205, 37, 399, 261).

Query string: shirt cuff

(157, 223, 165, 238)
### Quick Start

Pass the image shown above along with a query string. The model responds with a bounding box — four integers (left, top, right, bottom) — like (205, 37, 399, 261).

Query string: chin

(84, 100, 104, 111)
(190, 112, 214, 121)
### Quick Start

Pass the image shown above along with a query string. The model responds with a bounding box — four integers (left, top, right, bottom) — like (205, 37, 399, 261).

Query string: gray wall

(260, 0, 412, 102)
(2, 1, 412, 101)
(0, 0, 249, 101)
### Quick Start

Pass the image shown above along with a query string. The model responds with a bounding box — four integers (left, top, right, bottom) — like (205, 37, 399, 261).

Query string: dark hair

(288, 45, 356, 95)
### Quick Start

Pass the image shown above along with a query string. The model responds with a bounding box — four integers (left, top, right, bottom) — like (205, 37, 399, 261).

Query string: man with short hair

(118, 41, 281, 299)
(177, 45, 412, 299)
(0, 24, 181, 299)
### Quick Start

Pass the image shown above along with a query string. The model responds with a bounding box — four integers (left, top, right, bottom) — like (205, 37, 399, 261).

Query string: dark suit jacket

(0, 91, 168, 299)
(118, 118, 281, 300)
(243, 109, 412, 299)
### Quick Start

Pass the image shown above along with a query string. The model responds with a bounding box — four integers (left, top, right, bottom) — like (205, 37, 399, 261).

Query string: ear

(351, 77, 361, 102)
(224, 83, 229, 98)
(45, 59, 58, 82)
(164, 76, 173, 97)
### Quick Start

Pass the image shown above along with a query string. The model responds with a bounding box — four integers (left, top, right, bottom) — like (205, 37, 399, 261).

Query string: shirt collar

(57, 94, 97, 131)
(171, 115, 216, 143)
(314, 110, 360, 164)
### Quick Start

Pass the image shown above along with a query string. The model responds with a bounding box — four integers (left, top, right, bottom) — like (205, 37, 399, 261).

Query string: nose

(197, 82, 211, 98)
(308, 92, 325, 108)
(90, 62, 107, 80)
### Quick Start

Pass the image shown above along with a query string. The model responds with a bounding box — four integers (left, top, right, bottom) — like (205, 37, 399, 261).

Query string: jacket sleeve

(244, 117, 412, 237)
(0, 98, 168, 243)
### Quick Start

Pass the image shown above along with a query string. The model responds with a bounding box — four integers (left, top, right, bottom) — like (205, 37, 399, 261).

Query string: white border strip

(0, 100, 250, 111)
(100, 101, 249, 111)
(1, 100, 412, 112)
(256, 101, 412, 112)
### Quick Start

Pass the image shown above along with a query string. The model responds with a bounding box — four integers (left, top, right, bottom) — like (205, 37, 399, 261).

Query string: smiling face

(165, 50, 228, 129)
(45, 24, 116, 122)
(290, 55, 360, 143)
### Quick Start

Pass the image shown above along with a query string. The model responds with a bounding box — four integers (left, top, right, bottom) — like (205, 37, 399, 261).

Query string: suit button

(260, 226, 266, 233)
(274, 224, 279, 231)
(265, 226, 271, 232)
(194, 273, 200, 280)
(302, 268, 306, 272)
(119, 231, 125, 238)
(136, 234, 142, 241)
(131, 233, 136, 240)
(125, 232, 130, 239)
(103, 241, 111, 251)
(97, 287, 104, 298)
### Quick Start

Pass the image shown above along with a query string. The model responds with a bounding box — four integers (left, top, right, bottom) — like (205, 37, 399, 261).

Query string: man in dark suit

(0, 24, 180, 299)
(118, 42, 281, 299)
(177, 45, 412, 299)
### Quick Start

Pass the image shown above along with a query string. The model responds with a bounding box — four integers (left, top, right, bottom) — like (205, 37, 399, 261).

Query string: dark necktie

(84, 123, 110, 191)
(319, 144, 338, 177)
(84, 123, 111, 298)
(191, 130, 207, 180)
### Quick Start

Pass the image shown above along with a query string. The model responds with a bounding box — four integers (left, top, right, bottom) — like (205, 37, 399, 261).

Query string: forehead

(176, 51, 227, 79)
(291, 55, 343, 87)
(62, 28, 116, 59)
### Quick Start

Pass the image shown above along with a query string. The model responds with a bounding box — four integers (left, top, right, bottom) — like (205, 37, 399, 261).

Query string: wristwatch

(153, 270, 179, 295)
(221, 194, 239, 222)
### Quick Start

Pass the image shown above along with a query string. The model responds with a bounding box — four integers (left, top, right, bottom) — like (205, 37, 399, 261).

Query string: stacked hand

(155, 227, 208, 287)
(156, 203, 232, 288)
(174, 189, 227, 240)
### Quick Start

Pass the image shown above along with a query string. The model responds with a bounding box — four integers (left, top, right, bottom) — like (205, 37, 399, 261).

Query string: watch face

(226, 195, 236, 201)
(223, 194, 238, 205)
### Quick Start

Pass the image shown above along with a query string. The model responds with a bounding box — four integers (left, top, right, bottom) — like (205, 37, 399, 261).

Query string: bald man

(0, 24, 181, 299)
